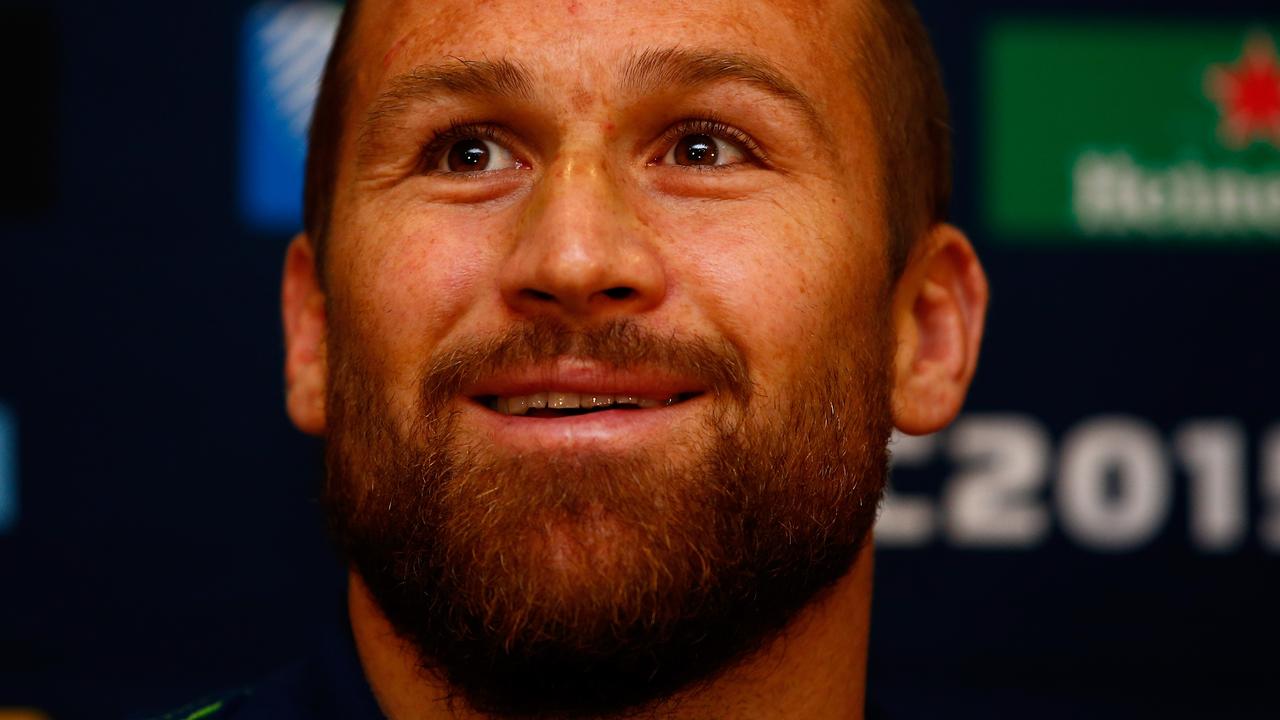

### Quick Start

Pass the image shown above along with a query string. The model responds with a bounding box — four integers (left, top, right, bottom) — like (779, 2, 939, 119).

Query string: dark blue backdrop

(2, 1, 1277, 718)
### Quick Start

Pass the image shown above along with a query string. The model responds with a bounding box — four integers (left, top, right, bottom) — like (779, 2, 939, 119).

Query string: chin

(323, 318, 892, 717)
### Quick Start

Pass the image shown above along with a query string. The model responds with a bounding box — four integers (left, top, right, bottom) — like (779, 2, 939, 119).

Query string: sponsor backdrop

(2, 0, 1277, 718)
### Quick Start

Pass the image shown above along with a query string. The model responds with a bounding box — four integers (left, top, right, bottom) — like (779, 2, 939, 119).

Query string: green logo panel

(983, 21, 1280, 244)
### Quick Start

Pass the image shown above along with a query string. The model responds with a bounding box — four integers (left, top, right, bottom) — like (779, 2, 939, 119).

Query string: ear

(282, 233, 328, 436)
(890, 223, 989, 436)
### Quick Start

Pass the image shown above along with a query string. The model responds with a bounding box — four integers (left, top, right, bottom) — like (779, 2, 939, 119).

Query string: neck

(349, 541, 874, 720)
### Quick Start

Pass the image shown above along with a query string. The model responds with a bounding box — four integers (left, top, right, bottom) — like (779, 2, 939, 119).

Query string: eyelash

(654, 117, 768, 167)
(416, 116, 767, 173)
(418, 119, 519, 174)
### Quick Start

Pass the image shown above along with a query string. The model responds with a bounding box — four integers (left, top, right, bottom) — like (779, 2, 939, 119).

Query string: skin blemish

(382, 34, 410, 69)
(570, 89, 593, 113)
(566, 0, 580, 15)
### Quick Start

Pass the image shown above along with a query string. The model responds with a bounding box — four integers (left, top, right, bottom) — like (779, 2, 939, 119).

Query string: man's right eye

(433, 137, 522, 174)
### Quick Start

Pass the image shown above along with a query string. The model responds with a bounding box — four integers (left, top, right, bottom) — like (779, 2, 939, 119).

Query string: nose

(499, 154, 666, 321)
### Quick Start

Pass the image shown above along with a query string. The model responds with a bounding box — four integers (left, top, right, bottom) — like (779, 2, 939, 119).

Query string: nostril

(602, 287, 635, 301)
(522, 288, 557, 302)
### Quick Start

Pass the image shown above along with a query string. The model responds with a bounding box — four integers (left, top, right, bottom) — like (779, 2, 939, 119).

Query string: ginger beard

(323, 312, 893, 718)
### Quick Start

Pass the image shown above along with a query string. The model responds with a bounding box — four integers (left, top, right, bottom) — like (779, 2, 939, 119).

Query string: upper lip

(462, 358, 706, 399)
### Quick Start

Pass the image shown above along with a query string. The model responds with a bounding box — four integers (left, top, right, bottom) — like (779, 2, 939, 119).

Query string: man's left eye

(661, 133, 748, 167)
(434, 137, 521, 173)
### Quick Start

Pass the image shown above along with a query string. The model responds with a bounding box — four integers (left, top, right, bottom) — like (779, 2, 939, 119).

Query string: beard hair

(323, 316, 892, 719)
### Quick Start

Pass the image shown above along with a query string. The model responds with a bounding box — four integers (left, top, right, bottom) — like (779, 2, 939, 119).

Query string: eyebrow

(358, 57, 535, 148)
(358, 47, 830, 151)
(619, 47, 830, 140)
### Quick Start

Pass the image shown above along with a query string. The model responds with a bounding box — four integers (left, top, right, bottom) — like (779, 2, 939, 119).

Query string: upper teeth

(492, 392, 670, 415)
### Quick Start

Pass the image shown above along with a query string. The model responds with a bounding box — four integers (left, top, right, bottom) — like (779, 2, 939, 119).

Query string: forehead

(346, 0, 865, 108)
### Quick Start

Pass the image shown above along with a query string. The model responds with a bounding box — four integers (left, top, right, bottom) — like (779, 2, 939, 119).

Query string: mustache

(416, 318, 753, 416)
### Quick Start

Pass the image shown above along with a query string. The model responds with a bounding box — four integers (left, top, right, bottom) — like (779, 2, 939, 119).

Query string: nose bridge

(531, 149, 622, 248)
(502, 143, 666, 319)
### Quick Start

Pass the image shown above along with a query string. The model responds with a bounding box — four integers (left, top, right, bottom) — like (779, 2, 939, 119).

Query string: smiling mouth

(476, 391, 703, 417)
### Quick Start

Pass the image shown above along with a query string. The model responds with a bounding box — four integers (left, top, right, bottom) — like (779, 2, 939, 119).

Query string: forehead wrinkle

(356, 57, 535, 157)
(619, 47, 834, 143)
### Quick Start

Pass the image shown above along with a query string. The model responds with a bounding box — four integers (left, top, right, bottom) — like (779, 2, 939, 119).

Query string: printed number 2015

(879, 414, 1280, 553)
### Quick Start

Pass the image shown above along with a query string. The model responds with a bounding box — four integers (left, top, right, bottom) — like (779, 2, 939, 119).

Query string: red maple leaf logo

(1206, 32, 1280, 150)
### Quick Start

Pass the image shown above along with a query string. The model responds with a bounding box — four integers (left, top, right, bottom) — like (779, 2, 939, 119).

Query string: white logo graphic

(254, 2, 341, 139)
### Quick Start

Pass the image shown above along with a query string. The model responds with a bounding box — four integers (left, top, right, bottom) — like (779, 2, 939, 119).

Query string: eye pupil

(447, 139, 490, 171)
(676, 134, 718, 166)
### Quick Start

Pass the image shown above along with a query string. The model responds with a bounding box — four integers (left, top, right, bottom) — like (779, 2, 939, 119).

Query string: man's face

(319, 0, 895, 715)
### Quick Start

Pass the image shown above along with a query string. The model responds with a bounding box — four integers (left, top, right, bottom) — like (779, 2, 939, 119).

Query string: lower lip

(461, 396, 706, 452)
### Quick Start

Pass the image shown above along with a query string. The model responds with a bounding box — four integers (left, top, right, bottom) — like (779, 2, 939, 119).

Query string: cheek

(336, 208, 500, 402)
(654, 192, 880, 388)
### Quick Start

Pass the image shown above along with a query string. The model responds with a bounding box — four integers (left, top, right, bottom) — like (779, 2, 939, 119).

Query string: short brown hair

(302, 0, 362, 262)
(854, 0, 952, 275)
(302, 0, 950, 277)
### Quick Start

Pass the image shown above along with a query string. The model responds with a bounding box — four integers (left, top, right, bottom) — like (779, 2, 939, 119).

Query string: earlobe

(890, 224, 989, 436)
(282, 233, 329, 436)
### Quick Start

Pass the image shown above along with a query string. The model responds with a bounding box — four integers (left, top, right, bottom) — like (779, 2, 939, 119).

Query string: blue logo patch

(0, 404, 16, 533)
(239, 2, 341, 233)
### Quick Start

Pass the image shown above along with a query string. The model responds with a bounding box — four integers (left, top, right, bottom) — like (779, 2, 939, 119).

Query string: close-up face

(281, 0, 965, 716)
(325, 0, 893, 436)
